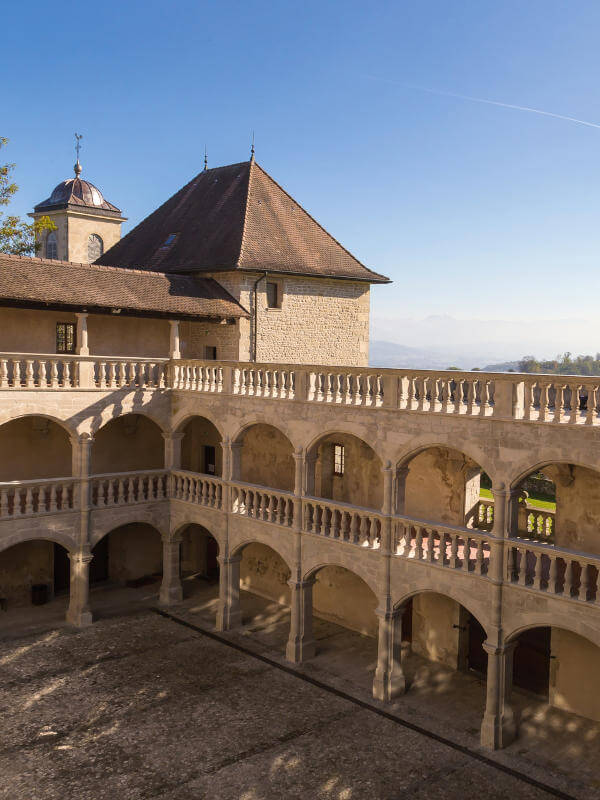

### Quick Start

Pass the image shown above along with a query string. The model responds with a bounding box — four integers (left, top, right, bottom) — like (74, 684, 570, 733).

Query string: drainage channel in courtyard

(153, 608, 575, 800)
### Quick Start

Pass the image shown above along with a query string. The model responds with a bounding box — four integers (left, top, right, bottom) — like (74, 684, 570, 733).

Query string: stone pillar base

(216, 606, 242, 632)
(480, 711, 517, 750)
(66, 608, 93, 628)
(286, 635, 317, 664)
(159, 583, 184, 607)
(372, 663, 406, 701)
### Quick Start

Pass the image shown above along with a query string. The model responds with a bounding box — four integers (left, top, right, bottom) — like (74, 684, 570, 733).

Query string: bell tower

(31, 137, 126, 263)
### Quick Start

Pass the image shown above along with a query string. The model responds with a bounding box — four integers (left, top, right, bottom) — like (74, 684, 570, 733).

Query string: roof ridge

(249, 162, 389, 282)
(0, 252, 198, 280)
(235, 160, 255, 268)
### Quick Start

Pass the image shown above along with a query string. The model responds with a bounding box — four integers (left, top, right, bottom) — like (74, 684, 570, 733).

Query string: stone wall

(34, 210, 123, 264)
(314, 433, 383, 510)
(312, 565, 378, 637)
(91, 415, 164, 474)
(550, 628, 600, 721)
(239, 424, 295, 492)
(181, 418, 222, 475)
(0, 540, 54, 605)
(543, 464, 600, 554)
(206, 271, 370, 366)
(411, 593, 464, 669)
(0, 418, 72, 480)
(106, 524, 162, 584)
(180, 319, 241, 361)
(404, 448, 480, 525)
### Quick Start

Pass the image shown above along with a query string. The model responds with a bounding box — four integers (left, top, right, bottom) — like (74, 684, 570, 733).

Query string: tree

(0, 137, 55, 256)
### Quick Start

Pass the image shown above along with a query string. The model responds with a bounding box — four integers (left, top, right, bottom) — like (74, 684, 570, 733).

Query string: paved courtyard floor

(0, 578, 599, 799)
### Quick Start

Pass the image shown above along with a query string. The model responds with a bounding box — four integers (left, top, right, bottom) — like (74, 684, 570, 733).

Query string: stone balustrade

(171, 470, 223, 510)
(393, 517, 490, 576)
(2, 352, 600, 427)
(303, 497, 382, 547)
(0, 477, 76, 519)
(90, 471, 169, 507)
(230, 481, 295, 527)
(507, 539, 600, 603)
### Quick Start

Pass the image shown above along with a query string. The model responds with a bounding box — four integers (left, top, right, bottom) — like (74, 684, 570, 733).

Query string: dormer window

(162, 233, 178, 248)
(46, 231, 58, 260)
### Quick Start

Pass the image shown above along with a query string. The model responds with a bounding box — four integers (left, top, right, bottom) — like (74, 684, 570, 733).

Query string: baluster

(425, 529, 434, 562)
(533, 551, 542, 590)
(200, 480, 208, 506)
(24, 487, 34, 515)
(479, 380, 489, 416)
(358, 515, 368, 545)
(0, 487, 8, 518)
(475, 539, 484, 574)
(48, 483, 58, 512)
(548, 555, 558, 594)
(97, 480, 106, 506)
(462, 537, 471, 571)
(563, 559, 573, 597)
(505, 545, 515, 581)
(348, 512, 357, 542)
(415, 527, 423, 560)
(449, 534, 458, 568)
(553, 383, 565, 423)
(116, 478, 125, 505)
(518, 548, 527, 585)
(586, 385, 598, 425)
(467, 380, 476, 415)
(523, 381, 534, 420)
(437, 531, 446, 566)
(538, 382, 549, 422)
(576, 562, 588, 601)
(416, 377, 426, 411)
(0, 358, 7, 388)
(311, 503, 319, 534)
(127, 477, 135, 503)
(568, 383, 580, 424)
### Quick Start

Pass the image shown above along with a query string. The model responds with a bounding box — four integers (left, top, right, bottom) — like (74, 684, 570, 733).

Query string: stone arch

(233, 422, 295, 492)
(90, 408, 168, 438)
(90, 516, 167, 549)
(303, 557, 379, 598)
(395, 437, 494, 484)
(231, 538, 293, 573)
(305, 430, 384, 510)
(231, 539, 293, 609)
(393, 587, 489, 637)
(176, 523, 221, 582)
(231, 416, 297, 449)
(0, 530, 77, 556)
(505, 619, 600, 651)
(0, 411, 77, 438)
(0, 415, 74, 480)
(91, 413, 165, 474)
(509, 457, 600, 491)
(89, 522, 164, 589)
(172, 408, 225, 440)
(395, 441, 488, 528)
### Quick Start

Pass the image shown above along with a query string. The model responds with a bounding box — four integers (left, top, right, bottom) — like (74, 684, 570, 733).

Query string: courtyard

(0, 579, 598, 799)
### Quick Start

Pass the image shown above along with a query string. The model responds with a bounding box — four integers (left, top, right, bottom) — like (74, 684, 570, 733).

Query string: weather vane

(250, 130, 255, 161)
(74, 132, 83, 161)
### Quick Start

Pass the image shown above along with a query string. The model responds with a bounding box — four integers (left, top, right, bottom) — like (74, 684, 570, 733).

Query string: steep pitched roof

(97, 161, 389, 283)
(0, 254, 248, 320)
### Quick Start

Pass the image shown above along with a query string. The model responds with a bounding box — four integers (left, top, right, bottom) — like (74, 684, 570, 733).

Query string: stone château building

(1, 153, 600, 752)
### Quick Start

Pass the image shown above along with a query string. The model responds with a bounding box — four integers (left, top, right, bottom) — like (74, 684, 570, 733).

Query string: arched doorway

(0, 539, 71, 610)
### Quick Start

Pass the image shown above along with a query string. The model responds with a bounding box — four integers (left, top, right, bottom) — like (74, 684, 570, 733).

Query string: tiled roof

(96, 161, 390, 283)
(35, 177, 122, 215)
(0, 253, 248, 320)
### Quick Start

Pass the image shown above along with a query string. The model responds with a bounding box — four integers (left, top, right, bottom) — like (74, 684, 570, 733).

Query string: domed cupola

(31, 151, 126, 264)
(34, 160, 121, 215)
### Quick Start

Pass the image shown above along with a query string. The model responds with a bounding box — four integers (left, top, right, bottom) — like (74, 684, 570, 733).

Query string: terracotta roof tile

(0, 253, 248, 320)
(97, 161, 389, 283)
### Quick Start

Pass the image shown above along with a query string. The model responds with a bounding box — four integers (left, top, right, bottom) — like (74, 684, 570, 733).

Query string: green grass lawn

(479, 487, 556, 512)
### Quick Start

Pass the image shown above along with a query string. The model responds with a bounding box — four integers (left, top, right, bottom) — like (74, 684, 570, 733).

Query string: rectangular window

(204, 345, 217, 360)
(266, 281, 280, 308)
(56, 322, 76, 353)
(203, 445, 216, 475)
(333, 443, 345, 476)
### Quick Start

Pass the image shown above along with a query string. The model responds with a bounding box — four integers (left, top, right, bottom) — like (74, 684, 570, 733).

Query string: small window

(333, 444, 345, 476)
(204, 345, 217, 360)
(46, 231, 58, 260)
(56, 322, 76, 353)
(203, 445, 216, 475)
(266, 281, 281, 309)
(88, 233, 104, 262)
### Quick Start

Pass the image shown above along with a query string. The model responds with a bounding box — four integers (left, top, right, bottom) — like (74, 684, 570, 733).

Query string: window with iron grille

(56, 322, 76, 353)
(333, 443, 345, 476)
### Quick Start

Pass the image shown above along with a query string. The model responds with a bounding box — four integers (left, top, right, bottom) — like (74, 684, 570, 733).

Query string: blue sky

(4, 1, 600, 358)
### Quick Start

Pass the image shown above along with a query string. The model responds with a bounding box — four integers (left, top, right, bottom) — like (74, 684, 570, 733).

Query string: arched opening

(88, 233, 104, 262)
(237, 424, 294, 491)
(0, 539, 70, 612)
(309, 565, 378, 687)
(0, 417, 72, 481)
(90, 523, 162, 613)
(508, 626, 600, 756)
(397, 446, 487, 528)
(92, 414, 164, 474)
(307, 432, 383, 509)
(180, 524, 220, 583)
(180, 417, 222, 476)
(511, 463, 600, 553)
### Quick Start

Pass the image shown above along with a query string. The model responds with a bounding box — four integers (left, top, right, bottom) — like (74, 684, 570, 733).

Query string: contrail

(369, 76, 600, 130)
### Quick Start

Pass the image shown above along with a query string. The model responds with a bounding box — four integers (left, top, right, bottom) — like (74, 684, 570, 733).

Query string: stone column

(169, 319, 181, 360)
(76, 312, 89, 356)
(216, 554, 242, 630)
(286, 578, 316, 663)
(373, 607, 406, 700)
(395, 466, 410, 514)
(304, 453, 317, 496)
(66, 547, 93, 627)
(480, 640, 517, 749)
(228, 442, 243, 482)
(159, 533, 183, 606)
(163, 431, 184, 470)
(72, 433, 93, 546)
